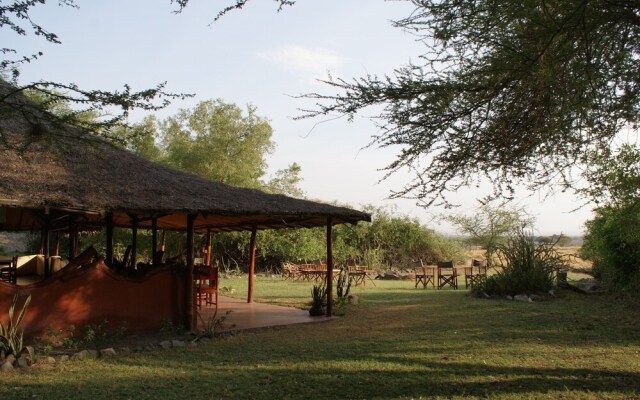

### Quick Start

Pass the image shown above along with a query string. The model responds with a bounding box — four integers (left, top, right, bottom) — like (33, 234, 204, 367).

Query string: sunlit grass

(1, 277, 638, 399)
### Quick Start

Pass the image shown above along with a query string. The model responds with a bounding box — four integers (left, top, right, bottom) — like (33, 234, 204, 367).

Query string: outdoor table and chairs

(282, 262, 340, 282)
(415, 259, 487, 290)
(194, 263, 219, 309)
(347, 265, 376, 286)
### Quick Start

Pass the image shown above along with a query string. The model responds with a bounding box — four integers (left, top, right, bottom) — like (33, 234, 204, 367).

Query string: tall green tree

(581, 145, 640, 291)
(160, 100, 274, 189)
(263, 162, 304, 198)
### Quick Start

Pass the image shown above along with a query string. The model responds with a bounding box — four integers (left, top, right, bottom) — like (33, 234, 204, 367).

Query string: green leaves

(302, 0, 640, 205)
(0, 294, 31, 357)
(478, 230, 568, 296)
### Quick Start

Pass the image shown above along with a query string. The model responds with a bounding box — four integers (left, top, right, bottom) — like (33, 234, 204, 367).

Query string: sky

(2, 0, 594, 235)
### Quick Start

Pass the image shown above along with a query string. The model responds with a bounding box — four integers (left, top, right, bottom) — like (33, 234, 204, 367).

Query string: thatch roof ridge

(0, 79, 370, 227)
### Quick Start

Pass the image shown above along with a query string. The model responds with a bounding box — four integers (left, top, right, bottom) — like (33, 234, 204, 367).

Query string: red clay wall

(0, 259, 186, 338)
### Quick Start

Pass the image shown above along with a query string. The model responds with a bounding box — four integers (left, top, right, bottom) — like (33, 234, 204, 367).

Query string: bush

(0, 294, 31, 357)
(309, 284, 327, 316)
(476, 230, 568, 296)
(581, 201, 640, 291)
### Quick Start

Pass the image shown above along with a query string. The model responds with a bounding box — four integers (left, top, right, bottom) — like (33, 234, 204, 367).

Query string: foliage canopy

(297, 0, 640, 205)
(1, 0, 190, 141)
(581, 145, 640, 291)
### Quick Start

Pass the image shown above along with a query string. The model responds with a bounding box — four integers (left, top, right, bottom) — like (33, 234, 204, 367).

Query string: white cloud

(257, 45, 350, 83)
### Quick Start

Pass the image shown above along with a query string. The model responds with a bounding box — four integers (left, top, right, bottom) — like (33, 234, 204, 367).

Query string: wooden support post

(151, 215, 158, 266)
(185, 213, 197, 331)
(326, 218, 334, 317)
(131, 215, 138, 269)
(43, 220, 50, 278)
(54, 232, 60, 257)
(247, 227, 257, 303)
(105, 212, 114, 267)
(205, 228, 212, 266)
(68, 216, 76, 260)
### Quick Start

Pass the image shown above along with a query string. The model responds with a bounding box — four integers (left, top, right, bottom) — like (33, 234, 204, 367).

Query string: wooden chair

(0, 256, 17, 284)
(413, 260, 426, 288)
(281, 262, 298, 280)
(197, 265, 219, 308)
(437, 261, 458, 290)
(462, 259, 486, 288)
(423, 264, 437, 289)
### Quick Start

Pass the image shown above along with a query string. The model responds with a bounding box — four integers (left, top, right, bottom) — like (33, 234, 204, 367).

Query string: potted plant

(309, 284, 326, 316)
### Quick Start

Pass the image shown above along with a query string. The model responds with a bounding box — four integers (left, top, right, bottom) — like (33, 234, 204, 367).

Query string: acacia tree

(160, 100, 274, 189)
(181, 0, 640, 205)
(447, 201, 534, 267)
(1, 1, 189, 141)
(304, 1, 640, 205)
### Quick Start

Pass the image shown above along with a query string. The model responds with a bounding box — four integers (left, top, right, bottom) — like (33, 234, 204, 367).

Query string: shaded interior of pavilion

(0, 204, 367, 337)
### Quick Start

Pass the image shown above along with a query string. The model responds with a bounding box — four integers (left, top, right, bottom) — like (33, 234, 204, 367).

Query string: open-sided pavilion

(0, 80, 370, 336)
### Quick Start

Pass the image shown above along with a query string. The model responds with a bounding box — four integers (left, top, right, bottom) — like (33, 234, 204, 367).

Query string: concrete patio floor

(198, 296, 330, 333)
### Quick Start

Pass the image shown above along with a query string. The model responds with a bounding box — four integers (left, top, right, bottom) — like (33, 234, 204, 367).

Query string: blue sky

(3, 0, 593, 235)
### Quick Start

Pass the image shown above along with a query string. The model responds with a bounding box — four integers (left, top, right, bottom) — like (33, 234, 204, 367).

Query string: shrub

(335, 268, 352, 300)
(197, 310, 233, 338)
(581, 201, 640, 291)
(476, 230, 568, 296)
(0, 294, 31, 357)
(309, 284, 326, 316)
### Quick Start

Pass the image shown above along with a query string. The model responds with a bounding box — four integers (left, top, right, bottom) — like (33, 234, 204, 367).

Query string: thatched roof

(0, 80, 370, 232)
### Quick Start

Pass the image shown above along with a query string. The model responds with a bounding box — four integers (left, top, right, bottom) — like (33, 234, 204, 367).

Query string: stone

(87, 350, 99, 359)
(119, 347, 131, 354)
(1, 361, 14, 373)
(14, 355, 29, 368)
(22, 346, 34, 358)
(548, 290, 555, 297)
(199, 337, 210, 343)
(41, 356, 56, 364)
(171, 340, 186, 347)
(188, 341, 198, 348)
(100, 348, 117, 358)
(4, 354, 15, 365)
(71, 350, 87, 361)
(347, 294, 360, 305)
(382, 272, 402, 280)
(529, 294, 543, 301)
(505, 295, 513, 300)
(159, 341, 172, 349)
(57, 355, 70, 362)
(513, 294, 531, 302)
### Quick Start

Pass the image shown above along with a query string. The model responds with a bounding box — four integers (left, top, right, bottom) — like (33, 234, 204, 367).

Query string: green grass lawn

(2, 277, 639, 399)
